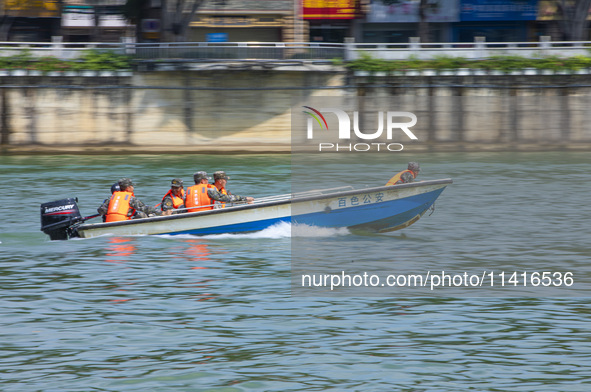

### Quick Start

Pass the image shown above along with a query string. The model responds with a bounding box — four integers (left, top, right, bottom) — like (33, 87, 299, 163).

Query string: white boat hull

(73, 179, 452, 239)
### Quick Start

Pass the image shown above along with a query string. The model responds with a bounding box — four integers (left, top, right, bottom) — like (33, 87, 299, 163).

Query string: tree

(556, 0, 591, 40)
(378, 0, 432, 42)
(123, 0, 212, 42)
(418, 0, 430, 43)
(161, 0, 208, 42)
(122, 0, 150, 43)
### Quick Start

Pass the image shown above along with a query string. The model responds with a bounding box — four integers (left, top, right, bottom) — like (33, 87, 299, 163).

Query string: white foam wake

(291, 223, 351, 238)
(156, 221, 350, 240)
(203, 221, 293, 239)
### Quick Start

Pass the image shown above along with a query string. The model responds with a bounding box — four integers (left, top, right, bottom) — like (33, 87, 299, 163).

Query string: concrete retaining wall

(1, 69, 591, 153)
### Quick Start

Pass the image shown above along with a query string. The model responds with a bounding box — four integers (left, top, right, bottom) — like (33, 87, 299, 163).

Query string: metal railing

(1, 37, 590, 61)
(0, 41, 346, 61)
(349, 37, 591, 60)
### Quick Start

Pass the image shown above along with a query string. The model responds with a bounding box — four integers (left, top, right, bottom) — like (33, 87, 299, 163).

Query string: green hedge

(0, 49, 132, 72)
(3, 49, 591, 73)
(345, 53, 591, 72)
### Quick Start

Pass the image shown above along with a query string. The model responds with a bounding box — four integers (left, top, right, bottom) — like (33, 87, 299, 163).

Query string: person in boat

(210, 171, 254, 208)
(110, 182, 121, 194)
(161, 178, 186, 216)
(101, 182, 121, 222)
(185, 170, 254, 212)
(385, 162, 421, 186)
(98, 178, 161, 222)
(185, 171, 216, 212)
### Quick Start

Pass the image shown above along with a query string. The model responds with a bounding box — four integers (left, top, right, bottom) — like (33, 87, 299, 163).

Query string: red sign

(302, 0, 361, 20)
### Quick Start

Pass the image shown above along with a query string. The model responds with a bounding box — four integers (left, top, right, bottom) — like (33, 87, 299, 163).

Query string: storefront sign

(207, 33, 228, 42)
(4, 0, 59, 17)
(62, 7, 94, 28)
(302, 0, 361, 20)
(191, 16, 283, 27)
(460, 0, 538, 21)
(141, 19, 161, 33)
(63, 7, 129, 28)
(367, 0, 459, 23)
(99, 15, 127, 28)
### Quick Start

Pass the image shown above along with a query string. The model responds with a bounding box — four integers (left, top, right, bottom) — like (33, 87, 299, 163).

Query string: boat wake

(291, 223, 351, 238)
(155, 221, 350, 240)
(201, 221, 293, 239)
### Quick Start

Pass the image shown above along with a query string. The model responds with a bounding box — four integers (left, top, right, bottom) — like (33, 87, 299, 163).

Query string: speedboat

(40, 179, 452, 240)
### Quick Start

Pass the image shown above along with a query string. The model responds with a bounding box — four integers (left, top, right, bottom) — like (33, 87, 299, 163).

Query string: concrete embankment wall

(1, 67, 591, 154)
(355, 72, 591, 150)
(0, 70, 339, 154)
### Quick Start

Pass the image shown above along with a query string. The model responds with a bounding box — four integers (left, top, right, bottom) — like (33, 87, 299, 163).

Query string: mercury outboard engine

(40, 198, 83, 240)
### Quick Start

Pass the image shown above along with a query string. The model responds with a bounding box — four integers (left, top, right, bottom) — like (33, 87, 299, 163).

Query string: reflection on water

(0, 153, 590, 391)
(184, 239, 212, 264)
(181, 239, 218, 301)
(105, 237, 137, 263)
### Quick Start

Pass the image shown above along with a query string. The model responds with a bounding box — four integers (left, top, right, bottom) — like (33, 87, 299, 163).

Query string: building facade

(1, 0, 60, 41)
(187, 0, 299, 42)
(453, 0, 538, 42)
(61, 0, 131, 43)
(362, 0, 457, 42)
(302, 0, 364, 43)
(358, 0, 545, 43)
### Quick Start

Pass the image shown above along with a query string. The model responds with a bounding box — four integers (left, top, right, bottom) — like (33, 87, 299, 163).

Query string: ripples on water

(1, 152, 590, 391)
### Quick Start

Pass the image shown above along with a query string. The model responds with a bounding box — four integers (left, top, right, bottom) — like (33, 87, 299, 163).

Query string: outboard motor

(40, 198, 83, 240)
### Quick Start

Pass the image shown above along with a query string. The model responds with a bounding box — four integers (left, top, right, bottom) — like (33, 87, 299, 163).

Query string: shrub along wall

(345, 53, 591, 73)
(0, 50, 132, 72)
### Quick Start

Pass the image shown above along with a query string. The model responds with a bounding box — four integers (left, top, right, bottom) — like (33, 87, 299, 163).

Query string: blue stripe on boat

(166, 188, 444, 236)
(171, 217, 291, 236)
(293, 188, 444, 230)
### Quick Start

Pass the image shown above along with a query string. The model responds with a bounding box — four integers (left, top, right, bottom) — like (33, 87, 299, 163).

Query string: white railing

(1, 37, 590, 61)
(348, 37, 591, 60)
(0, 41, 346, 61)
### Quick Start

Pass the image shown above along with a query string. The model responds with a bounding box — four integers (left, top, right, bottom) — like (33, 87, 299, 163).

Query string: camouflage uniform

(161, 196, 185, 213)
(207, 187, 250, 203)
(386, 162, 420, 186)
(98, 178, 160, 219)
(208, 171, 251, 204)
(161, 178, 186, 214)
(396, 162, 420, 184)
(398, 171, 416, 184)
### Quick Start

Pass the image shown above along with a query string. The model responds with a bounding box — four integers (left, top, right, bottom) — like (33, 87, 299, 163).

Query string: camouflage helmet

(213, 171, 230, 181)
(171, 178, 184, 188)
(110, 182, 121, 194)
(118, 178, 135, 189)
(407, 162, 421, 173)
(193, 171, 211, 183)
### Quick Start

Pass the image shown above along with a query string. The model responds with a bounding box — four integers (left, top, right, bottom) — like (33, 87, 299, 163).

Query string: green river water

(1, 152, 590, 391)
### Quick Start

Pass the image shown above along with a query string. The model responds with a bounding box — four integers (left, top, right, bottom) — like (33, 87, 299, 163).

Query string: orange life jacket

(106, 191, 135, 222)
(385, 170, 415, 186)
(185, 184, 214, 212)
(161, 189, 185, 210)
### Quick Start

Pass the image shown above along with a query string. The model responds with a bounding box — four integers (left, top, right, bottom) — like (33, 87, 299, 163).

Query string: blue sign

(460, 0, 538, 21)
(207, 33, 228, 43)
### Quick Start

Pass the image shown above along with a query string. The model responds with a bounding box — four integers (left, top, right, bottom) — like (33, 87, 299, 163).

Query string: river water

(1, 152, 590, 391)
